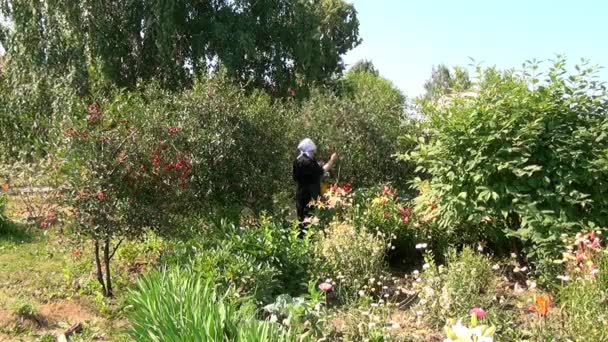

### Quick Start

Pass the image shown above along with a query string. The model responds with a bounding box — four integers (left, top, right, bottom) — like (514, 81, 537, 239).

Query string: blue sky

(343, 0, 608, 97)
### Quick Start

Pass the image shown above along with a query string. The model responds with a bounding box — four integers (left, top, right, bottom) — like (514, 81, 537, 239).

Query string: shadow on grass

(0, 218, 35, 245)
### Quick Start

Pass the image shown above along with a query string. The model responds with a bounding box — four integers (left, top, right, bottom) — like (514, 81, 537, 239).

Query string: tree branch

(109, 238, 124, 260)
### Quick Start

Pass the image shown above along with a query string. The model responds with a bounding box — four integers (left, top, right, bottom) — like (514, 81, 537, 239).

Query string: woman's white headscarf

(297, 138, 316, 158)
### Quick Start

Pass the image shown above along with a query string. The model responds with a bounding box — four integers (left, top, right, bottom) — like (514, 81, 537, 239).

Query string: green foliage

(314, 220, 389, 302)
(12, 300, 37, 319)
(164, 217, 314, 302)
(0, 70, 82, 160)
(422, 64, 472, 102)
(302, 72, 414, 187)
(407, 57, 608, 265)
(263, 283, 328, 339)
(415, 247, 496, 326)
(0, 0, 360, 93)
(348, 59, 379, 76)
(557, 277, 608, 341)
(128, 267, 283, 341)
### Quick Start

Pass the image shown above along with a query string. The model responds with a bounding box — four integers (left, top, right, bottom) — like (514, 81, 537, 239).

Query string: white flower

(391, 322, 400, 329)
(511, 253, 517, 258)
(557, 275, 570, 282)
(513, 266, 521, 273)
(269, 314, 278, 323)
(358, 290, 365, 297)
(444, 320, 494, 342)
(520, 266, 528, 272)
(591, 268, 600, 276)
(423, 263, 430, 270)
(412, 270, 419, 276)
(416, 310, 424, 316)
(415, 243, 428, 249)
(526, 280, 537, 289)
(492, 264, 500, 270)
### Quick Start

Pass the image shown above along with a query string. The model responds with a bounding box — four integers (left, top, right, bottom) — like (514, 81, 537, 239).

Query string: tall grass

(128, 267, 283, 341)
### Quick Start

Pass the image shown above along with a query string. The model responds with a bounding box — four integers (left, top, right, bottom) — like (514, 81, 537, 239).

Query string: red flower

(87, 103, 102, 123)
(589, 231, 596, 239)
(72, 249, 82, 257)
(383, 185, 396, 196)
(470, 307, 487, 319)
(341, 182, 352, 193)
(47, 212, 56, 220)
(168, 126, 181, 135)
(96, 191, 106, 201)
(398, 207, 412, 223)
(87, 103, 101, 115)
(318, 282, 333, 292)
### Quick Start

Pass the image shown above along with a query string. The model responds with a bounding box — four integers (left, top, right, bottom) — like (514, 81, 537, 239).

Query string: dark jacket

(293, 154, 324, 221)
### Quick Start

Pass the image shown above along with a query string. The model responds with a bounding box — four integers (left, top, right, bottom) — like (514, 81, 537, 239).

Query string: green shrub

(557, 278, 608, 341)
(163, 217, 314, 302)
(406, 57, 608, 266)
(415, 247, 496, 326)
(12, 300, 39, 321)
(128, 267, 283, 342)
(313, 220, 389, 302)
(300, 72, 416, 188)
(0, 69, 83, 161)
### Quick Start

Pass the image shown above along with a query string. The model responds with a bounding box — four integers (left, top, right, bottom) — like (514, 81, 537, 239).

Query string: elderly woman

(292, 138, 338, 235)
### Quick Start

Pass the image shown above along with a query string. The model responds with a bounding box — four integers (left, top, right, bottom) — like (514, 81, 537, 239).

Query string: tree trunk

(94, 240, 107, 296)
(103, 237, 113, 297)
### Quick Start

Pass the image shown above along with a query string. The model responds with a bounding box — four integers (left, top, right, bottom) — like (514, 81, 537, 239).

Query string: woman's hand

(323, 153, 338, 172)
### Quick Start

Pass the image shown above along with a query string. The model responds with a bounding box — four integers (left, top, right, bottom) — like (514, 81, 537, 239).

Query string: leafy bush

(59, 94, 191, 297)
(128, 268, 282, 341)
(12, 300, 38, 319)
(558, 277, 608, 341)
(163, 217, 314, 302)
(0, 69, 83, 161)
(263, 282, 328, 340)
(414, 247, 496, 326)
(406, 57, 608, 266)
(313, 220, 389, 302)
(300, 71, 416, 188)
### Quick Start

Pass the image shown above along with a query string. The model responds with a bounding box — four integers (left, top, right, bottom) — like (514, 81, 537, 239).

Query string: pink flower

(591, 238, 601, 249)
(383, 186, 395, 196)
(398, 207, 412, 223)
(96, 191, 106, 201)
(168, 126, 181, 135)
(576, 252, 584, 263)
(318, 282, 333, 292)
(470, 307, 487, 319)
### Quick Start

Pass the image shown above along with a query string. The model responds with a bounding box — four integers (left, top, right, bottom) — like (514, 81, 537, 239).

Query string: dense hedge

(407, 58, 608, 262)
(2, 71, 412, 213)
